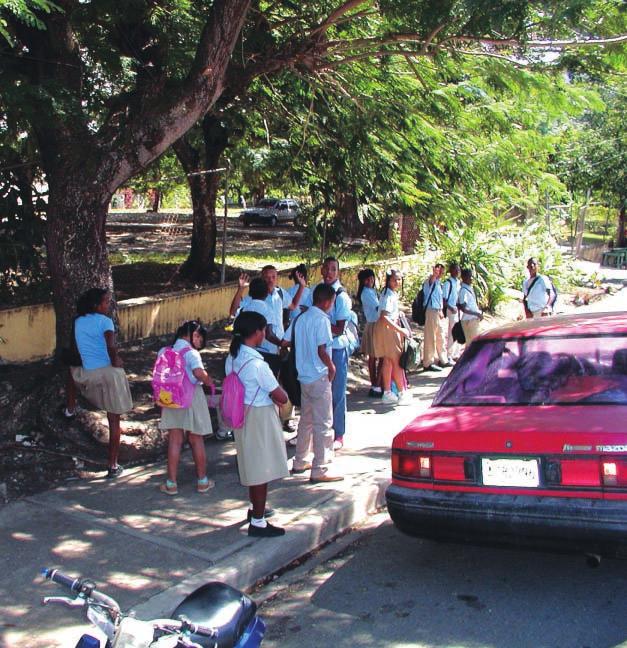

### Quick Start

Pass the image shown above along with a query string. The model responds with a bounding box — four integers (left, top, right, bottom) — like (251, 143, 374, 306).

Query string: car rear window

(257, 199, 278, 207)
(433, 335, 627, 406)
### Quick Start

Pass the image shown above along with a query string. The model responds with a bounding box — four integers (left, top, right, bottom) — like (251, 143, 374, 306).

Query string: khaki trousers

(294, 375, 334, 478)
(422, 308, 447, 368)
(461, 319, 480, 344)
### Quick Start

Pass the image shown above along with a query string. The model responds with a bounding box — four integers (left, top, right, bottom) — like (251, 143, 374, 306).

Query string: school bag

(399, 313, 420, 372)
(221, 359, 259, 429)
(152, 346, 195, 409)
(412, 280, 436, 326)
(282, 314, 303, 408)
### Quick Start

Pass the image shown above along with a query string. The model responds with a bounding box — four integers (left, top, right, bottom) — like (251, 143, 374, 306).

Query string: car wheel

(270, 216, 278, 227)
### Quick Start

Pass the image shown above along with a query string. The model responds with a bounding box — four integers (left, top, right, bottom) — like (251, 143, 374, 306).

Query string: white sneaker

(397, 391, 413, 406)
(382, 391, 399, 404)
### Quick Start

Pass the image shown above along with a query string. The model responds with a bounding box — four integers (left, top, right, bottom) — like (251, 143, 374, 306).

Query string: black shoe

(106, 465, 124, 479)
(283, 419, 298, 433)
(215, 429, 234, 442)
(248, 522, 285, 537)
(423, 364, 443, 372)
(368, 388, 383, 398)
(246, 508, 275, 521)
(439, 360, 455, 368)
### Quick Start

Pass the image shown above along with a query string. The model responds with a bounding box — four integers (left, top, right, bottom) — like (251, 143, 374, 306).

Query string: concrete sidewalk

(0, 369, 447, 648)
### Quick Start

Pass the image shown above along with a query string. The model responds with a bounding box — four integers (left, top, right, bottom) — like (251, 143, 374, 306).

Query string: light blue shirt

(523, 274, 550, 313)
(458, 283, 480, 321)
(422, 278, 443, 311)
(314, 280, 352, 350)
(240, 298, 278, 355)
(283, 306, 333, 385)
(74, 313, 114, 370)
(225, 344, 279, 407)
(378, 288, 400, 322)
(442, 277, 460, 311)
(240, 287, 291, 346)
(361, 287, 379, 323)
(287, 284, 312, 321)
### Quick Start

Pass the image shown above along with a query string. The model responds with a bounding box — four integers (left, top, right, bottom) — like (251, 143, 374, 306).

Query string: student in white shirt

(522, 257, 552, 319)
(287, 263, 312, 321)
(283, 284, 344, 483)
(442, 263, 462, 362)
(458, 268, 483, 343)
(225, 311, 289, 538)
(356, 268, 381, 397)
(373, 269, 412, 405)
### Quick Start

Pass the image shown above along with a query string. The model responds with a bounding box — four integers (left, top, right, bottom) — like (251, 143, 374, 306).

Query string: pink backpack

(152, 346, 195, 409)
(220, 358, 259, 429)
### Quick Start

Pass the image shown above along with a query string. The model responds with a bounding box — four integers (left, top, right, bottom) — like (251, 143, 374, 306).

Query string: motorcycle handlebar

(152, 618, 217, 639)
(42, 568, 82, 593)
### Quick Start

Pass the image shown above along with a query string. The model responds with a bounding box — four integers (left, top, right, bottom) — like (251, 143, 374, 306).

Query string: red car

(386, 312, 627, 556)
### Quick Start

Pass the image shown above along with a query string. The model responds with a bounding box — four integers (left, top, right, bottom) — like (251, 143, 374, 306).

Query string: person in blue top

(421, 263, 447, 372)
(158, 321, 216, 496)
(283, 283, 344, 483)
(373, 269, 412, 405)
(70, 288, 133, 478)
(315, 257, 352, 450)
(442, 263, 461, 363)
(287, 264, 313, 321)
(356, 268, 382, 397)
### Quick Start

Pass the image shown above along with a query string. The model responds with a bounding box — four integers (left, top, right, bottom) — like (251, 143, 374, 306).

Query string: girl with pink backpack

(225, 311, 289, 538)
(156, 321, 215, 495)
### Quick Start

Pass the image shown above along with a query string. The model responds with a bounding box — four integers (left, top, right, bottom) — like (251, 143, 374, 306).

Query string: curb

(132, 473, 389, 619)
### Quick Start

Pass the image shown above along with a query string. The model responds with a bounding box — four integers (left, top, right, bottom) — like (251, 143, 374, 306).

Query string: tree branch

(310, 0, 373, 37)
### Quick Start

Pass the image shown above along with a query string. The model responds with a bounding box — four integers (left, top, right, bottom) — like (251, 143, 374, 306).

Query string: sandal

(160, 480, 178, 495)
(197, 477, 215, 493)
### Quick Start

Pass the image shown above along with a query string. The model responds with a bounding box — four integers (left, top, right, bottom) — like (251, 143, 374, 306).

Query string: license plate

(481, 458, 540, 488)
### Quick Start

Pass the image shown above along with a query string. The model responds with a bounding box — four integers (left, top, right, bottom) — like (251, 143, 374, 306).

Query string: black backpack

(412, 281, 437, 326)
(281, 313, 302, 407)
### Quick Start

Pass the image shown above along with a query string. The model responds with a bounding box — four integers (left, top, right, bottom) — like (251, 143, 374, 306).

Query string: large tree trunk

(335, 186, 361, 238)
(175, 116, 229, 283)
(45, 182, 113, 352)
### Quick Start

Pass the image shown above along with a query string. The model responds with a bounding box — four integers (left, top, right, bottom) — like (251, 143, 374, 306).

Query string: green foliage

(0, 0, 58, 43)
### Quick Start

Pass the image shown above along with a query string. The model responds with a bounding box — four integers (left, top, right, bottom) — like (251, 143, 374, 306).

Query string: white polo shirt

(523, 274, 550, 313)
(378, 288, 400, 323)
(361, 287, 379, 323)
(224, 344, 279, 407)
(458, 284, 480, 321)
(283, 306, 333, 385)
(239, 298, 276, 354)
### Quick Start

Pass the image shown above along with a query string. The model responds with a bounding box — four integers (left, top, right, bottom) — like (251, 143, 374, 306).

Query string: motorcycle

(41, 568, 265, 648)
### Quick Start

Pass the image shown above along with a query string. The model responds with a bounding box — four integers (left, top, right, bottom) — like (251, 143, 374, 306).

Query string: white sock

(250, 516, 267, 528)
(371, 386, 382, 392)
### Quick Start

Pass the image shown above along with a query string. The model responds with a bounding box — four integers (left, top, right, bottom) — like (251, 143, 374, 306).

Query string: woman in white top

(158, 321, 215, 496)
(225, 311, 289, 538)
(356, 268, 381, 397)
(373, 269, 412, 406)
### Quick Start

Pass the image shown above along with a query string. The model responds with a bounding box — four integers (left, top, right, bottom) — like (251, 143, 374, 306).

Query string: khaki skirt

(233, 404, 289, 486)
(71, 365, 133, 415)
(361, 322, 377, 357)
(373, 317, 404, 360)
(159, 383, 213, 436)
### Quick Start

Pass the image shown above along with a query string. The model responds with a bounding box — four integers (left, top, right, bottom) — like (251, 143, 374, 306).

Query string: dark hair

(323, 256, 340, 270)
(76, 288, 108, 316)
(249, 277, 269, 300)
(313, 283, 336, 305)
(461, 268, 472, 281)
(289, 263, 308, 283)
(173, 320, 207, 348)
(381, 268, 401, 296)
(356, 268, 375, 304)
(261, 265, 278, 273)
(527, 257, 538, 266)
(434, 263, 444, 271)
(230, 311, 267, 358)
(449, 262, 460, 272)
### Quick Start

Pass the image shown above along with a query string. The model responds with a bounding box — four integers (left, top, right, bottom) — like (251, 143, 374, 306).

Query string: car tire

(270, 216, 278, 227)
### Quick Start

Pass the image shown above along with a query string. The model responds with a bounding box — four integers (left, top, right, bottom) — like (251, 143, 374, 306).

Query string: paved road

(258, 515, 627, 648)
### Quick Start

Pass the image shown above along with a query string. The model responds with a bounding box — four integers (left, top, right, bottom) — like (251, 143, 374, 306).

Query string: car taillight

(392, 450, 431, 479)
(602, 458, 627, 487)
(544, 458, 603, 487)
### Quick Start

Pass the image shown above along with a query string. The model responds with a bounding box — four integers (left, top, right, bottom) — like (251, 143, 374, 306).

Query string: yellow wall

(0, 255, 422, 364)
